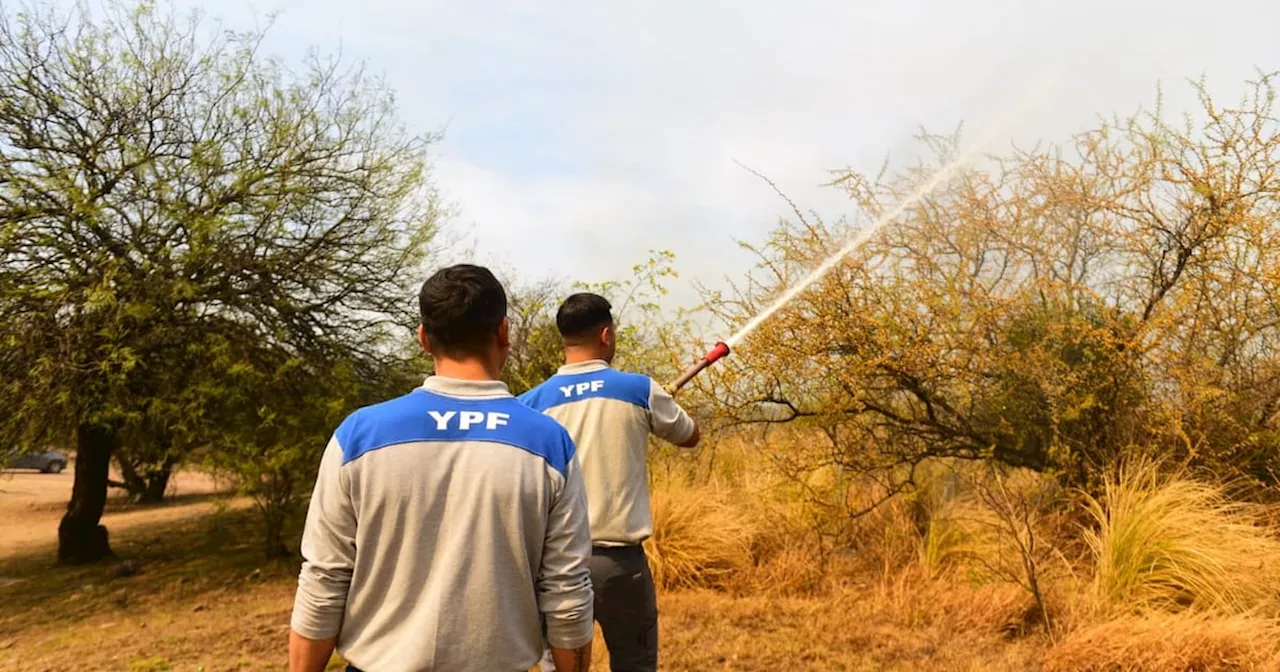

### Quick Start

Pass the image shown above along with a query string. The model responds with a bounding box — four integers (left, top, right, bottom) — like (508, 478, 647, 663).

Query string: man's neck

(432, 358, 499, 381)
(563, 347, 608, 366)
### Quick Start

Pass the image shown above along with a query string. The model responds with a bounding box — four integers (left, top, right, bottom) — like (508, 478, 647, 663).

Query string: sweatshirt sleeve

(648, 378, 696, 445)
(291, 437, 357, 640)
(537, 442, 595, 649)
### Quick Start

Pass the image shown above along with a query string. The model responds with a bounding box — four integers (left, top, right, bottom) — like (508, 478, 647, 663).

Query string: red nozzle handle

(665, 342, 733, 394)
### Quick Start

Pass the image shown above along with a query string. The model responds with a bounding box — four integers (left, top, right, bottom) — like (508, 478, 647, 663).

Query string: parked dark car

(5, 449, 68, 473)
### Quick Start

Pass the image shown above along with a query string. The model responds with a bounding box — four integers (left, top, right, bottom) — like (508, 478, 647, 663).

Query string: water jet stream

(724, 75, 1059, 349)
(663, 72, 1059, 393)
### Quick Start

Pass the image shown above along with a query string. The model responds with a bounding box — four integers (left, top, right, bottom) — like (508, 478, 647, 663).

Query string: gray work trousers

(589, 544, 658, 672)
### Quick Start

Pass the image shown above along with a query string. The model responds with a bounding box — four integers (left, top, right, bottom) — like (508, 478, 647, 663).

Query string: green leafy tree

(204, 344, 419, 558)
(0, 0, 439, 563)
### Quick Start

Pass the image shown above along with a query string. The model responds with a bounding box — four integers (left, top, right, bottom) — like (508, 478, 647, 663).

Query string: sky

(104, 1, 1280, 312)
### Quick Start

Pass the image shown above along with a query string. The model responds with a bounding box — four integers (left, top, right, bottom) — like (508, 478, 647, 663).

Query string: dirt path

(0, 467, 232, 560)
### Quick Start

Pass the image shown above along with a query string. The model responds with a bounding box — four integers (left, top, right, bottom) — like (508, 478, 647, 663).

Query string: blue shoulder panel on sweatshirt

(518, 368, 651, 412)
(334, 389, 576, 475)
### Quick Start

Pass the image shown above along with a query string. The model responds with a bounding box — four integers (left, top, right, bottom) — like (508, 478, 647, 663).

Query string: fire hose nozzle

(665, 342, 731, 395)
(704, 341, 731, 364)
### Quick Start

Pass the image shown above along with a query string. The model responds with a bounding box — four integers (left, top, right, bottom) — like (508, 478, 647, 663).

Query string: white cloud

(156, 0, 1280, 319)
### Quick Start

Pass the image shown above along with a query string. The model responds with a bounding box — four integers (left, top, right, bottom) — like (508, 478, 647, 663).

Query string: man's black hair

(418, 264, 508, 356)
(556, 292, 613, 341)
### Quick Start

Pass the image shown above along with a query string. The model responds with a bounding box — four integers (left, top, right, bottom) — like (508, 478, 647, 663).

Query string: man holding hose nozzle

(521, 293, 701, 672)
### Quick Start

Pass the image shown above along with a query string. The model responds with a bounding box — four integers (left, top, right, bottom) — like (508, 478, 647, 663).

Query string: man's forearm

(550, 642, 592, 671)
(289, 630, 337, 672)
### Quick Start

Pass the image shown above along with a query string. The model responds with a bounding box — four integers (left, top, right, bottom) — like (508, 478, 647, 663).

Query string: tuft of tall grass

(644, 483, 756, 591)
(1083, 458, 1280, 615)
(916, 501, 985, 578)
(874, 565, 1039, 634)
(906, 464, 998, 579)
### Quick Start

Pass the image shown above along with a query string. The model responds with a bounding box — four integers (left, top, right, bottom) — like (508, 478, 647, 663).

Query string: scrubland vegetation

(636, 441, 1280, 670)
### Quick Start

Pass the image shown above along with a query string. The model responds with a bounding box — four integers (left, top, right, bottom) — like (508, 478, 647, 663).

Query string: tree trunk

(116, 454, 148, 499)
(262, 499, 291, 559)
(117, 452, 175, 503)
(264, 517, 289, 559)
(141, 464, 172, 503)
(260, 469, 294, 559)
(58, 423, 117, 564)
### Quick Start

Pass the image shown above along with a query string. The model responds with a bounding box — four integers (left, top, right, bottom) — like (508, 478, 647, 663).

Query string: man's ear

(600, 324, 613, 346)
(417, 325, 432, 355)
(497, 317, 511, 349)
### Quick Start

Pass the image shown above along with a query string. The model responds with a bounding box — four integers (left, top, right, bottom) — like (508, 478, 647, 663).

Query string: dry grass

(0, 506, 297, 671)
(1082, 458, 1280, 615)
(12, 439, 1280, 670)
(643, 483, 755, 591)
(642, 445, 1280, 668)
(742, 530, 829, 596)
(655, 587, 1044, 671)
(0, 502, 1052, 671)
(873, 567, 1044, 637)
(1044, 614, 1280, 671)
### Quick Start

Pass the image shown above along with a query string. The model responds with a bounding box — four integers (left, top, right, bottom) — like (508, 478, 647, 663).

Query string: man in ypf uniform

(522, 293, 700, 672)
(289, 265, 595, 672)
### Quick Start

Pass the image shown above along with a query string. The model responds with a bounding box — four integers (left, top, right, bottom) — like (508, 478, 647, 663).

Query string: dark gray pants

(589, 544, 658, 672)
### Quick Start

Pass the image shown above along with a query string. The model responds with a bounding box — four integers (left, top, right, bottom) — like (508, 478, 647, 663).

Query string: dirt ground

(0, 466, 229, 561)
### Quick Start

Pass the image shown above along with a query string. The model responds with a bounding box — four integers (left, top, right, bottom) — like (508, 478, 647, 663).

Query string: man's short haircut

(556, 292, 613, 342)
(418, 264, 508, 357)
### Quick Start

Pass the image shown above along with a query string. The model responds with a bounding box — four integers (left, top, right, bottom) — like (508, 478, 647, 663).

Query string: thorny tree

(0, 0, 439, 563)
(707, 74, 1280, 505)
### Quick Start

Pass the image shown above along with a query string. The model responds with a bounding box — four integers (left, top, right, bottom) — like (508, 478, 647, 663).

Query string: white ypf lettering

(429, 410, 511, 431)
(562, 379, 606, 397)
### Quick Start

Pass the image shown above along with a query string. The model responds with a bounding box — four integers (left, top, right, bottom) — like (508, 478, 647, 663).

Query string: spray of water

(724, 148, 980, 347)
(724, 74, 1059, 349)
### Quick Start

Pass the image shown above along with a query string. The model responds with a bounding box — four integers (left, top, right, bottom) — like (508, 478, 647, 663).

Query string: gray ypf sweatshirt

(290, 376, 595, 672)
(519, 361, 695, 546)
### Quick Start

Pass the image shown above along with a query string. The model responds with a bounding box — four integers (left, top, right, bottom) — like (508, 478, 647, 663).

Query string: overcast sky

(148, 1, 1280, 310)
